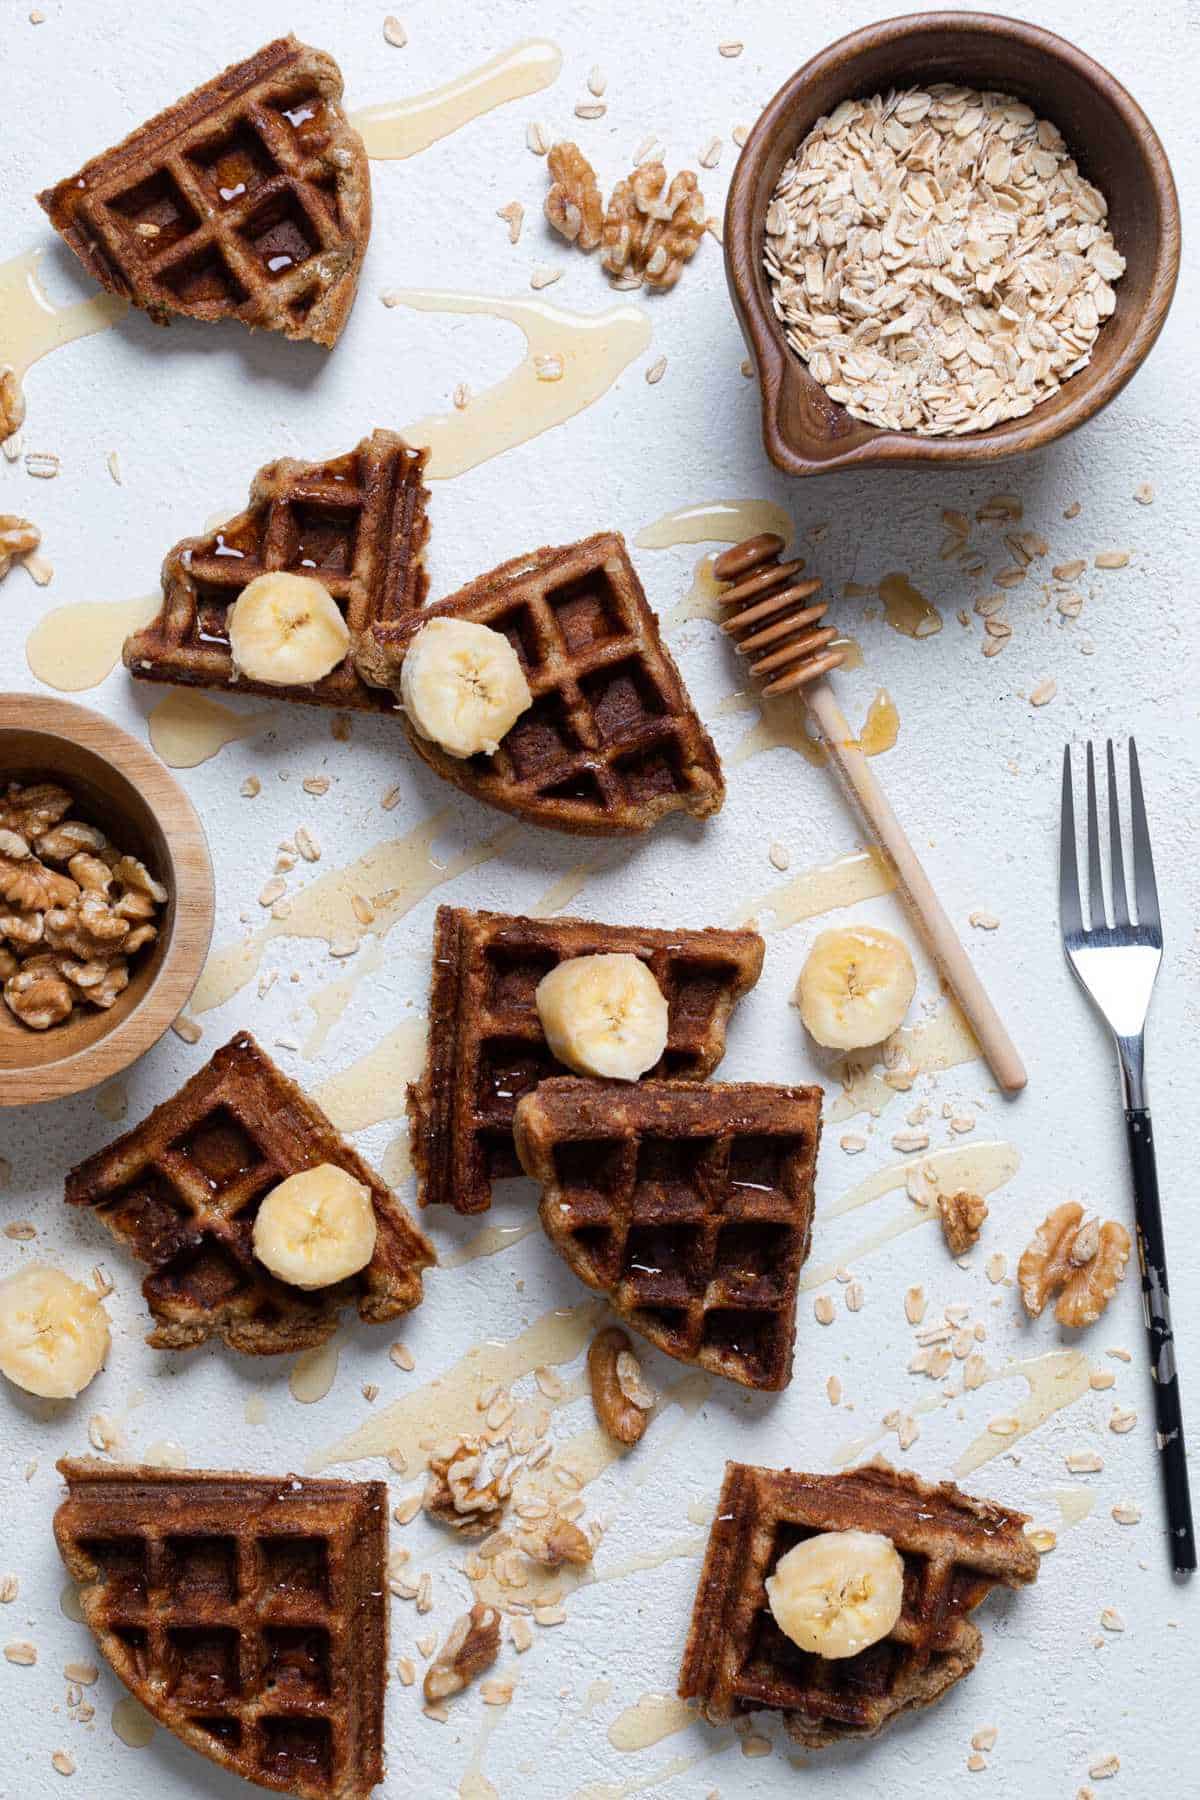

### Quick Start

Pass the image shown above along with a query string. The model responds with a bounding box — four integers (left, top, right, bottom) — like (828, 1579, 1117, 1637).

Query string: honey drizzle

(728, 846, 896, 931)
(191, 813, 517, 1016)
(289, 1338, 340, 1405)
(607, 1694, 697, 1753)
(954, 1350, 1094, 1477)
(146, 691, 275, 768)
(634, 499, 794, 552)
(351, 40, 562, 160)
(391, 291, 651, 479)
(312, 1015, 427, 1132)
(827, 998, 980, 1122)
(25, 594, 159, 692)
(0, 248, 127, 426)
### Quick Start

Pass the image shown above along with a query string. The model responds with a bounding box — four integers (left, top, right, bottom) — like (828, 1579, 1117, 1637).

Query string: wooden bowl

(0, 695, 214, 1106)
(726, 11, 1181, 476)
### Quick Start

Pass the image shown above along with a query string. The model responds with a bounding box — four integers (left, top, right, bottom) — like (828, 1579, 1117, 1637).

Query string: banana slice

(0, 1264, 110, 1399)
(536, 953, 668, 1080)
(766, 1529, 904, 1659)
(400, 618, 532, 759)
(227, 572, 350, 686)
(794, 925, 916, 1051)
(252, 1164, 377, 1290)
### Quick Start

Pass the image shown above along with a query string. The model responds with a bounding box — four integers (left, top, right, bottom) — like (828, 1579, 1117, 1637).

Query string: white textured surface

(1, 2, 1198, 1796)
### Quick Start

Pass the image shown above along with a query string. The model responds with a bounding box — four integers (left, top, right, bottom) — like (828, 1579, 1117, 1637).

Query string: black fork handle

(1126, 1107, 1195, 1573)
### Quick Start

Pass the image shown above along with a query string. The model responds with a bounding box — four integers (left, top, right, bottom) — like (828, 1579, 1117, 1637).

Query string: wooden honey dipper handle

(714, 534, 1027, 1094)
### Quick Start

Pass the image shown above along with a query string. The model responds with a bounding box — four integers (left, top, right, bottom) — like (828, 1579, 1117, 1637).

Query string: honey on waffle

(124, 430, 429, 710)
(513, 1077, 821, 1390)
(679, 1460, 1039, 1745)
(65, 1031, 434, 1354)
(55, 1459, 387, 1798)
(410, 906, 764, 1214)
(354, 532, 725, 835)
(38, 37, 371, 348)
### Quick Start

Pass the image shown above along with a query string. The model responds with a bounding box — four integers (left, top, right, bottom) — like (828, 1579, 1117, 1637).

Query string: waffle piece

(55, 1459, 386, 1798)
(513, 1077, 820, 1389)
(411, 905, 764, 1214)
(65, 1030, 434, 1354)
(354, 532, 725, 835)
(679, 1459, 1039, 1746)
(124, 430, 429, 710)
(38, 37, 370, 348)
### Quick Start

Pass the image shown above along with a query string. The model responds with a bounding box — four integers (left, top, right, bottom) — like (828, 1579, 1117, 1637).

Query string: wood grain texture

(0, 694, 214, 1105)
(725, 10, 1181, 476)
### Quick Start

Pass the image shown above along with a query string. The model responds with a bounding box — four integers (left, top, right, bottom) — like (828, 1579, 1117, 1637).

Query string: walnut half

(937, 1189, 988, 1256)
(1018, 1201, 1131, 1328)
(601, 164, 706, 290)
(423, 1603, 500, 1704)
(424, 1437, 511, 1536)
(588, 1326, 655, 1446)
(545, 141, 604, 250)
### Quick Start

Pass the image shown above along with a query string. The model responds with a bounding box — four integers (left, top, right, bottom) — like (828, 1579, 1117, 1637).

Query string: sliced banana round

(227, 572, 350, 686)
(0, 1263, 110, 1399)
(252, 1164, 377, 1290)
(794, 925, 916, 1051)
(536, 953, 668, 1080)
(400, 617, 532, 759)
(766, 1529, 904, 1659)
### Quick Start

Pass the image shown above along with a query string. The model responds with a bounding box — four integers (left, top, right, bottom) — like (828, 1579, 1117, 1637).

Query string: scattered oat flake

(645, 356, 668, 386)
(394, 1494, 422, 1525)
(295, 825, 320, 862)
(1053, 559, 1086, 580)
(1133, 482, 1154, 505)
(987, 1415, 1020, 1437)
(813, 1294, 836, 1325)
(1089, 1369, 1115, 1391)
(587, 65, 607, 96)
(699, 137, 723, 169)
(1099, 1607, 1125, 1632)
(904, 1285, 926, 1325)
(845, 1279, 865, 1313)
(985, 1252, 1007, 1284)
(526, 121, 550, 156)
(533, 353, 564, 381)
(1111, 1500, 1140, 1525)
(575, 100, 606, 120)
(51, 1752, 75, 1777)
(383, 16, 407, 47)
(5, 1641, 36, 1665)
(1088, 1754, 1120, 1779)
(0, 1577, 17, 1603)
(25, 451, 59, 479)
(839, 1132, 866, 1154)
(172, 1014, 202, 1044)
(1094, 550, 1129, 570)
(719, 40, 744, 57)
(530, 265, 562, 291)
(4, 1220, 35, 1240)
(1030, 678, 1057, 707)
(1066, 1450, 1103, 1473)
(497, 201, 524, 245)
(1109, 1405, 1137, 1434)
(302, 775, 330, 796)
(826, 1375, 842, 1405)
(973, 1726, 999, 1752)
(968, 1752, 988, 1772)
(452, 385, 469, 411)
(240, 775, 261, 798)
(741, 1734, 771, 1757)
(733, 124, 749, 147)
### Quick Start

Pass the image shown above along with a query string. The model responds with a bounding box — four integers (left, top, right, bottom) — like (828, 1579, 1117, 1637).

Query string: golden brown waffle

(65, 1030, 434, 1354)
(124, 429, 429, 710)
(55, 1459, 387, 1799)
(679, 1459, 1039, 1746)
(411, 905, 764, 1214)
(354, 532, 725, 835)
(513, 1077, 820, 1389)
(38, 37, 371, 348)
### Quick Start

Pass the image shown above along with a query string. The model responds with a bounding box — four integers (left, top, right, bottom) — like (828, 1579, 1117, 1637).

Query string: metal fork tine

(1085, 741, 1107, 931)
(1128, 738, 1161, 930)
(1059, 746, 1084, 937)
(1106, 739, 1132, 927)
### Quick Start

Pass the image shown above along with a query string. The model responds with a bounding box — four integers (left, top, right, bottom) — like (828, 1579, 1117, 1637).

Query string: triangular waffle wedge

(54, 1459, 387, 1799)
(65, 1030, 434, 1354)
(678, 1459, 1039, 1746)
(354, 532, 725, 835)
(410, 905, 764, 1214)
(123, 429, 429, 710)
(513, 1076, 820, 1389)
(38, 36, 371, 348)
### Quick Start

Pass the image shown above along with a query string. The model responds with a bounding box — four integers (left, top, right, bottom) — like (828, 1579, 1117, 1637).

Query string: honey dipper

(714, 533, 1026, 1093)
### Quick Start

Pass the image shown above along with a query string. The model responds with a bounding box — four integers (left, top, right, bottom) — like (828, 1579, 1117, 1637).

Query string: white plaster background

(1, 1, 1198, 1795)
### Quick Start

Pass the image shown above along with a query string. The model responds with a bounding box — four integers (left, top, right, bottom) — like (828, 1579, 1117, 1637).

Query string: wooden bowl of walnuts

(725, 11, 1181, 475)
(0, 695, 213, 1105)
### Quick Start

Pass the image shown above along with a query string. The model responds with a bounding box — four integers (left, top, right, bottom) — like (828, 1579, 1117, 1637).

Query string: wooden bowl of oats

(726, 11, 1180, 475)
(0, 695, 213, 1105)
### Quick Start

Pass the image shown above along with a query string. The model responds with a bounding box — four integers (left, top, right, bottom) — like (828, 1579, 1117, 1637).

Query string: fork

(1060, 740, 1195, 1574)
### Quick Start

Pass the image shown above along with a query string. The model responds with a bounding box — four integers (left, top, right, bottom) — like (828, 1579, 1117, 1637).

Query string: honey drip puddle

(391, 291, 651, 479)
(26, 594, 159, 692)
(0, 247, 128, 430)
(290, 1338, 340, 1405)
(828, 997, 981, 1123)
(352, 40, 561, 159)
(313, 1016, 427, 1133)
(730, 846, 896, 931)
(147, 691, 275, 768)
(111, 1695, 156, 1749)
(878, 572, 943, 639)
(608, 1694, 697, 1753)
(191, 812, 517, 1017)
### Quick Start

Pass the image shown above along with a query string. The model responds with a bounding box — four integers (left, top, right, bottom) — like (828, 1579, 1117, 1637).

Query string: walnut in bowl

(0, 696, 213, 1104)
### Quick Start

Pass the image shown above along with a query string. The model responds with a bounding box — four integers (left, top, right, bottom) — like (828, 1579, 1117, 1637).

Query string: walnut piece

(424, 1437, 512, 1535)
(0, 831, 79, 913)
(937, 1189, 988, 1256)
(588, 1326, 652, 1446)
(0, 515, 40, 580)
(601, 163, 706, 290)
(545, 141, 604, 250)
(0, 783, 72, 837)
(1018, 1201, 1131, 1328)
(4, 958, 73, 1030)
(423, 1603, 500, 1704)
(522, 1517, 594, 1569)
(0, 369, 24, 442)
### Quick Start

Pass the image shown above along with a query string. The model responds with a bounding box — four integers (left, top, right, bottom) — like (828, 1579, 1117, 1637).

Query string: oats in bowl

(763, 85, 1126, 437)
